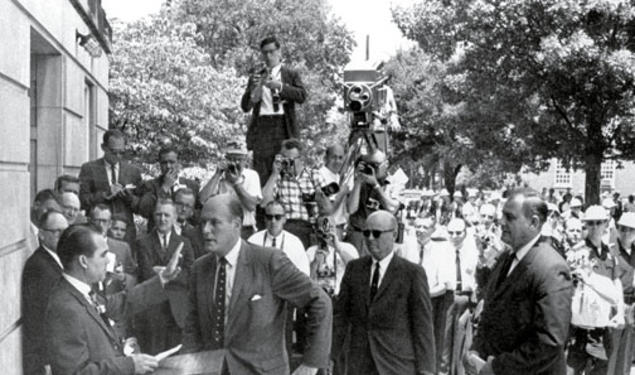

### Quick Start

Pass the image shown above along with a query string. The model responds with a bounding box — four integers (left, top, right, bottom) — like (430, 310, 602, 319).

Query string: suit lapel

(38, 247, 63, 273)
(491, 242, 540, 300)
(281, 66, 290, 85)
(362, 257, 372, 308)
(62, 279, 118, 343)
(226, 241, 250, 332)
(373, 255, 399, 302)
(205, 255, 218, 323)
(165, 231, 179, 264)
(96, 159, 111, 188)
(151, 231, 167, 263)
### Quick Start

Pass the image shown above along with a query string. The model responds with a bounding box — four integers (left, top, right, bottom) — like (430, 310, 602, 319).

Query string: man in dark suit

(241, 36, 307, 184)
(22, 211, 68, 375)
(45, 224, 183, 375)
(333, 210, 435, 375)
(135, 199, 194, 354)
(466, 189, 573, 375)
(79, 129, 142, 244)
(182, 195, 331, 375)
(183, 222, 207, 260)
(138, 146, 200, 230)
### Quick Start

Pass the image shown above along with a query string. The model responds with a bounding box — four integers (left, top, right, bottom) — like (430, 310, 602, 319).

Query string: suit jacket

(333, 254, 436, 375)
(104, 238, 137, 295)
(182, 240, 332, 375)
(241, 66, 306, 150)
(137, 175, 201, 230)
(135, 230, 194, 327)
(79, 158, 143, 242)
(472, 237, 573, 375)
(183, 225, 207, 260)
(22, 247, 63, 375)
(45, 276, 167, 375)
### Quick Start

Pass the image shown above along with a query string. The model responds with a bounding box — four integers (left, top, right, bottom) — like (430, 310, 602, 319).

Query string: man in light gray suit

(182, 195, 332, 375)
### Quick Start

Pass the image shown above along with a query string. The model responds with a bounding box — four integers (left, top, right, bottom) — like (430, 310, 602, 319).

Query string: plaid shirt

(274, 168, 325, 223)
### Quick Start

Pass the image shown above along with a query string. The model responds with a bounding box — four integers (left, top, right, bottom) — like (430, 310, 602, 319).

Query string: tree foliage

(393, 0, 635, 203)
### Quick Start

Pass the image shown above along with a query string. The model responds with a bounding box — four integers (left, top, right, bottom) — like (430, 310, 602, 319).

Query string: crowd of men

(20, 33, 635, 375)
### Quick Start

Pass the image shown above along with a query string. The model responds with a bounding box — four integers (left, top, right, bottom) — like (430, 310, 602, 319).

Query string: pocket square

(250, 294, 262, 301)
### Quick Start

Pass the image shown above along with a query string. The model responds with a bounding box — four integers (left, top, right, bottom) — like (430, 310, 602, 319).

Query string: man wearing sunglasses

(79, 129, 143, 243)
(334, 210, 435, 375)
(241, 36, 306, 184)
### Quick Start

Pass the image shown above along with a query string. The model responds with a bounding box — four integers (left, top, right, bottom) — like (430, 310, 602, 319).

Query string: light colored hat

(479, 203, 496, 217)
(570, 198, 583, 208)
(225, 139, 249, 155)
(447, 218, 466, 232)
(601, 198, 617, 209)
(617, 212, 635, 229)
(420, 189, 435, 198)
(453, 191, 463, 199)
(439, 189, 449, 197)
(430, 226, 449, 241)
(547, 202, 559, 213)
(582, 205, 609, 221)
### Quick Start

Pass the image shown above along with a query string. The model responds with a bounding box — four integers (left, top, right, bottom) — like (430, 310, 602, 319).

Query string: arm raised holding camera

(262, 156, 283, 206)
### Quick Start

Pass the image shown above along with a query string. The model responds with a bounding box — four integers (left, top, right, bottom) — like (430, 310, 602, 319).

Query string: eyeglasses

(619, 226, 635, 233)
(586, 220, 606, 226)
(265, 214, 285, 221)
(567, 229, 582, 233)
(104, 147, 125, 156)
(363, 229, 393, 239)
(448, 231, 464, 236)
(41, 228, 64, 235)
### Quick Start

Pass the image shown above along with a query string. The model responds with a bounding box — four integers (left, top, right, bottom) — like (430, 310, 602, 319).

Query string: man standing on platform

(79, 129, 142, 243)
(241, 36, 306, 184)
(182, 196, 331, 375)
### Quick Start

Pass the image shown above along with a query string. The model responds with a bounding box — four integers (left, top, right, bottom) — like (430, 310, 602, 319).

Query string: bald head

(367, 210, 397, 231)
(365, 210, 397, 261)
(61, 192, 81, 224)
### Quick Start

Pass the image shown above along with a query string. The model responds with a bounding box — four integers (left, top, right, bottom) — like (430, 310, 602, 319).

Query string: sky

(102, 0, 416, 64)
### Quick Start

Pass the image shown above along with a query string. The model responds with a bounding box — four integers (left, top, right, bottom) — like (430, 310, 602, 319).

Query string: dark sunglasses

(363, 229, 393, 239)
(586, 220, 606, 226)
(265, 214, 284, 221)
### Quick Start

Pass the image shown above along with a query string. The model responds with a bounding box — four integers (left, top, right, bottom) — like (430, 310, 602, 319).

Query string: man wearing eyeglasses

(22, 210, 68, 375)
(241, 36, 306, 184)
(60, 191, 85, 225)
(334, 210, 435, 375)
(79, 129, 143, 243)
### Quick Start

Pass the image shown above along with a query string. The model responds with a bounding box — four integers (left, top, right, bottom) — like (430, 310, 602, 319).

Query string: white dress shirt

(63, 273, 93, 305)
(104, 161, 119, 186)
(370, 251, 395, 287)
(157, 231, 171, 249)
(318, 166, 353, 226)
(259, 64, 285, 115)
(422, 239, 456, 293)
(42, 244, 63, 270)
(248, 230, 310, 276)
(455, 235, 479, 292)
(214, 168, 262, 227)
(507, 233, 541, 276)
(214, 238, 242, 319)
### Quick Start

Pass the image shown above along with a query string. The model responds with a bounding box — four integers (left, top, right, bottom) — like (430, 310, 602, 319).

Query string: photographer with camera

(318, 144, 353, 240)
(241, 36, 307, 185)
(199, 140, 262, 238)
(346, 150, 399, 256)
(262, 138, 331, 248)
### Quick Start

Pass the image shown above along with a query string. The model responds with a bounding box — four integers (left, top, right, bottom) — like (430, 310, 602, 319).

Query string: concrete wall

(0, 0, 109, 372)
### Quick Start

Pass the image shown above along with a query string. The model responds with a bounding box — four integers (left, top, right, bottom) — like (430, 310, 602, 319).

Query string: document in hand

(156, 344, 182, 362)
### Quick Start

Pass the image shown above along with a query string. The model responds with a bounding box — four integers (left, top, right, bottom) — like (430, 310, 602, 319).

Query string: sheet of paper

(469, 352, 486, 373)
(156, 344, 182, 362)
(105, 251, 116, 273)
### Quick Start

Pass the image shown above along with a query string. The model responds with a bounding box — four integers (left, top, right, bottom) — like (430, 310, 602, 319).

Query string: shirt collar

(515, 233, 541, 260)
(42, 244, 63, 269)
(63, 273, 93, 301)
(104, 160, 119, 168)
(373, 250, 395, 270)
(221, 238, 242, 268)
(266, 230, 284, 241)
(271, 64, 282, 76)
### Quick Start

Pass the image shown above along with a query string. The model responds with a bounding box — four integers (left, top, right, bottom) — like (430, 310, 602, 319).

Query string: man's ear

(78, 254, 89, 269)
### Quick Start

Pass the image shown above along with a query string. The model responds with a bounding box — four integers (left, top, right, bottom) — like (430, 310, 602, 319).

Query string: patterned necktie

(213, 258, 227, 347)
(456, 248, 463, 292)
(110, 164, 117, 185)
(370, 262, 380, 301)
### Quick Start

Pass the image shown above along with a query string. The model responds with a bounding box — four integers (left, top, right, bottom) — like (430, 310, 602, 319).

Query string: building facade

(0, 0, 110, 372)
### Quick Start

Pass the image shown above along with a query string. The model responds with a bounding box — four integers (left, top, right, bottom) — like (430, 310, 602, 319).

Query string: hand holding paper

(153, 243, 183, 283)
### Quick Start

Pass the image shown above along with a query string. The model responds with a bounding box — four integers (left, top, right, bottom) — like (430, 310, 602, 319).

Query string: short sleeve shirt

(274, 168, 324, 223)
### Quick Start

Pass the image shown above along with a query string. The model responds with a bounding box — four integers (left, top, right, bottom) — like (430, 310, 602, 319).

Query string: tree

(172, 0, 355, 164)
(393, 0, 635, 204)
(109, 14, 245, 165)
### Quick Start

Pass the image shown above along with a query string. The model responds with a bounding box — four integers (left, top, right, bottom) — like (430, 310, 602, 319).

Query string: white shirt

(370, 251, 395, 287)
(214, 238, 242, 319)
(508, 233, 541, 276)
(104, 161, 119, 186)
(42, 244, 63, 270)
(422, 239, 456, 292)
(306, 242, 358, 295)
(215, 168, 262, 227)
(455, 235, 479, 292)
(63, 273, 93, 305)
(259, 64, 285, 115)
(248, 230, 310, 275)
(318, 166, 352, 226)
(157, 231, 171, 249)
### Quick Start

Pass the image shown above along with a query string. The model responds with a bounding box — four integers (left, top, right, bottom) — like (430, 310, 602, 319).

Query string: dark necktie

(496, 253, 515, 288)
(456, 248, 463, 292)
(213, 258, 227, 347)
(370, 262, 380, 301)
(111, 164, 117, 185)
(271, 236, 277, 248)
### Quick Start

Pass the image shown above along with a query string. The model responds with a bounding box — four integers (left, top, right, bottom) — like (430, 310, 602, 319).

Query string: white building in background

(0, 0, 111, 372)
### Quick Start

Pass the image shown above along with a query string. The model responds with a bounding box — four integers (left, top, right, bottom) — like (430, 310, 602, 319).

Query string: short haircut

(507, 188, 548, 224)
(174, 187, 195, 200)
(158, 146, 177, 160)
(155, 198, 176, 211)
(34, 189, 59, 205)
(228, 198, 244, 223)
(325, 144, 344, 158)
(260, 36, 280, 50)
(57, 225, 101, 270)
(54, 175, 79, 191)
(264, 200, 287, 214)
(111, 214, 129, 226)
(281, 138, 303, 152)
(102, 129, 125, 145)
(38, 209, 64, 228)
(90, 203, 112, 217)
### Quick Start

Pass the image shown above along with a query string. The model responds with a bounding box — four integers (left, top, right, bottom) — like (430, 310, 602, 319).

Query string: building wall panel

(0, 80, 29, 164)
(0, 0, 30, 87)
